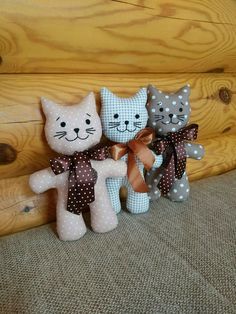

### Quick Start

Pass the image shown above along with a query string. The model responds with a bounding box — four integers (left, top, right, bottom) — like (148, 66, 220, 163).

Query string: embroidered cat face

(147, 85, 191, 136)
(41, 92, 102, 155)
(100, 87, 148, 143)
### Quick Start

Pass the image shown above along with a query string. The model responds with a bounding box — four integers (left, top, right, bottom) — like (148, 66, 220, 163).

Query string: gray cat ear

(147, 85, 162, 100)
(41, 97, 59, 117)
(176, 84, 191, 98)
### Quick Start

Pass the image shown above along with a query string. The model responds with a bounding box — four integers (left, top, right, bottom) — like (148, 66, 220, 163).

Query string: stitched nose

(125, 121, 129, 125)
(169, 114, 173, 118)
(74, 128, 79, 134)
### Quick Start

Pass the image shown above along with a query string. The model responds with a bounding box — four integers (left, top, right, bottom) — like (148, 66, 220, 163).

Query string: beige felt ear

(77, 92, 97, 112)
(41, 97, 59, 116)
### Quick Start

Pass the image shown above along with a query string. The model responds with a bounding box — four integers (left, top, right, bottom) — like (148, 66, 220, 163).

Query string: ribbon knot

(152, 124, 198, 195)
(50, 147, 109, 215)
(110, 128, 155, 193)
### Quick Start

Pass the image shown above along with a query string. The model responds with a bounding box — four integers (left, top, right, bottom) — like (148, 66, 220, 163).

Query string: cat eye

(86, 119, 91, 125)
(60, 122, 66, 127)
(179, 108, 183, 112)
(135, 114, 140, 119)
(114, 114, 119, 119)
(159, 108, 164, 112)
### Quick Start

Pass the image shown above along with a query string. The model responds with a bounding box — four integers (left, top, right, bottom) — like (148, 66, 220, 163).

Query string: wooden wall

(1, 0, 236, 73)
(0, 0, 236, 236)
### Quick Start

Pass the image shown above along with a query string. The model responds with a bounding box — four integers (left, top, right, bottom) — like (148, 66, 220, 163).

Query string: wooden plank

(0, 0, 236, 73)
(1, 133, 236, 237)
(187, 134, 236, 181)
(0, 73, 236, 180)
(0, 174, 56, 237)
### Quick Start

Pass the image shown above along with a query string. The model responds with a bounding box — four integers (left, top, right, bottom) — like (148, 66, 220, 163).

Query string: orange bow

(110, 128, 155, 193)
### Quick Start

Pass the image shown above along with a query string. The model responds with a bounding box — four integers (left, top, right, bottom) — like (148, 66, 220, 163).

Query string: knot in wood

(0, 143, 17, 164)
(219, 87, 232, 105)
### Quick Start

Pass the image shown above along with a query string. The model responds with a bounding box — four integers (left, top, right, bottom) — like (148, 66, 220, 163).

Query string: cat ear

(100, 87, 115, 103)
(132, 88, 147, 104)
(147, 85, 162, 100)
(41, 97, 59, 117)
(101, 87, 147, 104)
(78, 92, 97, 112)
(176, 84, 191, 98)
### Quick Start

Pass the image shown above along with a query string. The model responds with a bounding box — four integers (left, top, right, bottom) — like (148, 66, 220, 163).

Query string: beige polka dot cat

(29, 93, 127, 241)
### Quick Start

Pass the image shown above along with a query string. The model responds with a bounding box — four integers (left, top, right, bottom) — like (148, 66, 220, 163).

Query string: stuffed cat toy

(29, 92, 127, 241)
(100, 87, 163, 214)
(146, 84, 205, 202)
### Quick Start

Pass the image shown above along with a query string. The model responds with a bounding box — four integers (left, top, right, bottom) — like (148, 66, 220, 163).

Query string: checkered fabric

(100, 87, 163, 214)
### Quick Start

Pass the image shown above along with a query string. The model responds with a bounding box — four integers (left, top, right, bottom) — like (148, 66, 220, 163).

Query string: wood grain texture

(0, 174, 56, 237)
(1, 73, 236, 180)
(0, 0, 236, 73)
(1, 133, 236, 237)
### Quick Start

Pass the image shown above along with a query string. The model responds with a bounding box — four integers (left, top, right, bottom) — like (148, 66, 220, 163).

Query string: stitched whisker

(54, 133, 67, 138)
(108, 122, 120, 129)
(109, 125, 120, 129)
(133, 122, 141, 128)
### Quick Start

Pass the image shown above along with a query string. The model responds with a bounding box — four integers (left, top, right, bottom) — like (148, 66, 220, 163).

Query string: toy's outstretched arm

(29, 168, 57, 194)
(151, 152, 163, 169)
(102, 158, 127, 177)
(185, 142, 205, 160)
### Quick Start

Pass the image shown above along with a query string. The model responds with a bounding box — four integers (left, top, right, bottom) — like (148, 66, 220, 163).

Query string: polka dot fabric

(146, 84, 205, 202)
(29, 93, 127, 241)
(50, 148, 109, 214)
(151, 124, 198, 196)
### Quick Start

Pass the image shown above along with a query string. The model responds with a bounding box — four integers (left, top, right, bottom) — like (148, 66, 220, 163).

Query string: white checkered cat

(100, 87, 162, 214)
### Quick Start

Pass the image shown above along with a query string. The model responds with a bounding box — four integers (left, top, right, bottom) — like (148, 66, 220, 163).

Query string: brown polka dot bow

(152, 124, 198, 195)
(50, 147, 109, 215)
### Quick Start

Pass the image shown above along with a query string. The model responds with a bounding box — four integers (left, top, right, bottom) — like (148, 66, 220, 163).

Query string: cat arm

(151, 152, 163, 169)
(29, 168, 57, 194)
(185, 142, 205, 160)
(99, 158, 127, 178)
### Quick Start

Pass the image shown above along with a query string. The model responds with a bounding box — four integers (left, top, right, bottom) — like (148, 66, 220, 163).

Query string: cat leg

(167, 172, 190, 202)
(146, 168, 162, 201)
(30, 168, 87, 241)
(126, 180, 149, 214)
(56, 186, 87, 241)
(127, 190, 150, 214)
(106, 178, 123, 214)
(90, 178, 118, 233)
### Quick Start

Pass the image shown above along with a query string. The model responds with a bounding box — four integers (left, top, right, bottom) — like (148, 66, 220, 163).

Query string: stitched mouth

(162, 120, 180, 125)
(117, 127, 137, 133)
(65, 135, 89, 142)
